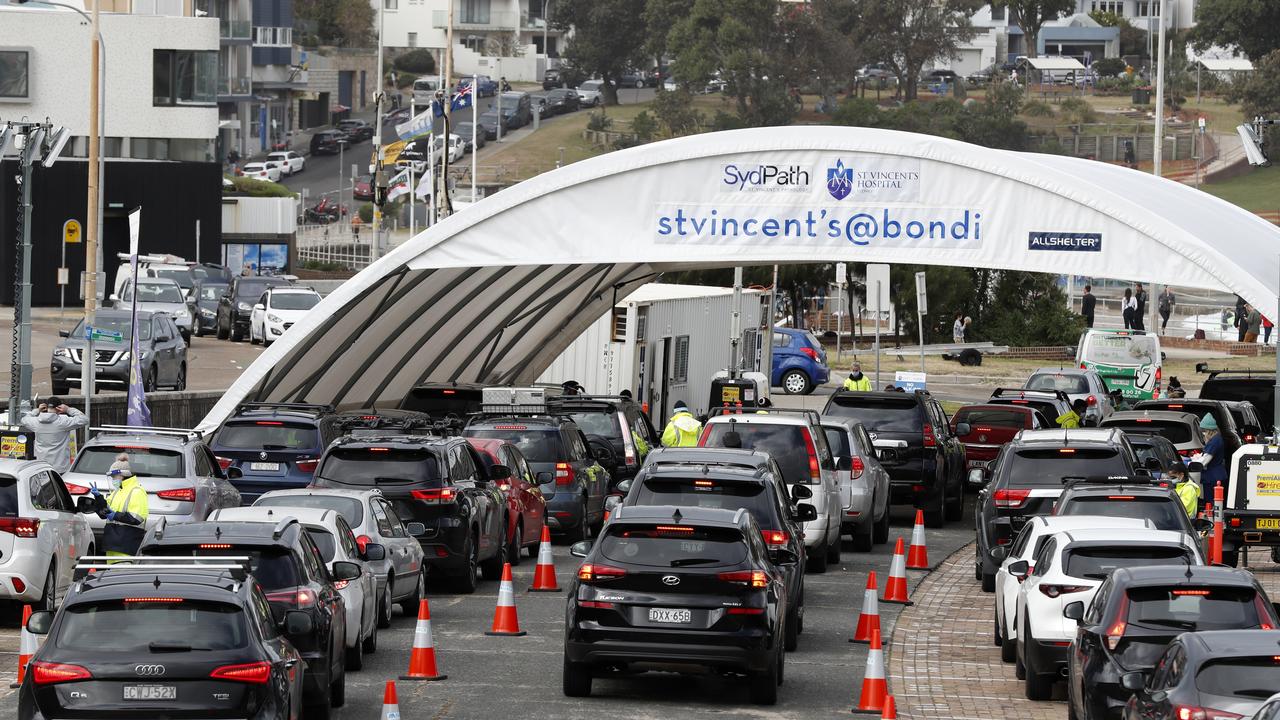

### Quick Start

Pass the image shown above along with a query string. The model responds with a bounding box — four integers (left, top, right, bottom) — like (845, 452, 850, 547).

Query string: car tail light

(1080, 363, 1087, 370)
(923, 424, 936, 448)
(1038, 584, 1090, 598)
(802, 429, 821, 482)
(266, 588, 316, 608)
(577, 564, 626, 582)
(31, 661, 91, 685)
(1254, 596, 1275, 629)
(255, 421, 284, 426)
(411, 487, 457, 504)
(800, 347, 818, 360)
(12, 578, 25, 594)
(850, 456, 864, 480)
(210, 661, 271, 684)
(718, 570, 768, 588)
(156, 487, 195, 502)
(124, 597, 184, 603)
(200, 543, 232, 549)
(762, 529, 790, 546)
(216, 456, 234, 471)
(555, 462, 575, 486)
(1107, 495, 1136, 500)
(1105, 598, 1129, 650)
(1178, 449, 1193, 457)
(1086, 395, 1097, 406)
(993, 489, 1030, 509)
(0, 517, 40, 538)
(1175, 708, 1241, 720)
(727, 607, 766, 615)
(333, 579, 350, 590)
(295, 458, 319, 474)
(1231, 517, 1242, 527)
(620, 413, 638, 467)
(579, 600, 614, 609)
(64, 482, 90, 496)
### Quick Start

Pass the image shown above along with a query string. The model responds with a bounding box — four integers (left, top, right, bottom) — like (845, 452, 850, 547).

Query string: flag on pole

(395, 109, 434, 142)
(414, 170, 431, 200)
(386, 168, 412, 202)
(433, 84, 474, 117)
(125, 208, 152, 427)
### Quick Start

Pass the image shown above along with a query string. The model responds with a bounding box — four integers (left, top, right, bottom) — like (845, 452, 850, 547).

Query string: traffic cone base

(880, 695, 898, 719)
(851, 628, 888, 714)
(400, 598, 447, 681)
(906, 509, 930, 570)
(10, 604, 34, 688)
(529, 525, 562, 592)
(486, 563, 527, 636)
(850, 571, 881, 644)
(881, 537, 913, 606)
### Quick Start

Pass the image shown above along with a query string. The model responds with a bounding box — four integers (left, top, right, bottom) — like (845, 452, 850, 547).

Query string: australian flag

(433, 84, 473, 117)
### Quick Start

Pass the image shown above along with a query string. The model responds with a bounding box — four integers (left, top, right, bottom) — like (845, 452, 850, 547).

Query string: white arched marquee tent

(197, 126, 1280, 432)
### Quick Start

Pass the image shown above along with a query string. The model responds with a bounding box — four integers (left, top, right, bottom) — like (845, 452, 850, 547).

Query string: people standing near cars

(1133, 283, 1147, 330)
(952, 312, 965, 343)
(1056, 399, 1087, 429)
(1235, 295, 1248, 341)
(1167, 465, 1201, 518)
(1122, 288, 1137, 329)
(842, 362, 872, 391)
(1243, 303, 1262, 343)
(1080, 284, 1096, 328)
(660, 401, 702, 447)
(1196, 415, 1228, 498)
(93, 456, 150, 559)
(1158, 287, 1175, 333)
(1166, 376, 1186, 398)
(18, 397, 89, 474)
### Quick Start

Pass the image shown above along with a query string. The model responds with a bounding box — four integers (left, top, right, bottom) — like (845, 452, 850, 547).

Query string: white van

(1223, 443, 1280, 565)
(1076, 329, 1163, 400)
(412, 77, 442, 106)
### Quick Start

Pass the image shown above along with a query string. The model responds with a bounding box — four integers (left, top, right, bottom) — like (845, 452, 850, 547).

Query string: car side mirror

(331, 560, 362, 582)
(75, 496, 98, 513)
(362, 542, 386, 561)
(156, 335, 171, 343)
(535, 471, 554, 485)
(1144, 457, 1162, 470)
(58, 330, 69, 338)
(795, 503, 818, 523)
(227, 466, 243, 480)
(616, 479, 631, 494)
(26, 610, 53, 635)
(569, 540, 592, 558)
(1135, 468, 1152, 477)
(1006, 560, 1030, 578)
(1193, 517, 1213, 533)
(990, 546, 1008, 562)
(254, 303, 265, 310)
(770, 548, 799, 565)
(1195, 361, 1209, 374)
(109, 294, 118, 302)
(405, 522, 425, 536)
(604, 495, 622, 512)
(968, 468, 987, 487)
(791, 484, 813, 501)
(284, 610, 314, 635)
(1120, 671, 1146, 692)
(955, 422, 972, 436)
(488, 464, 512, 480)
(1186, 461, 1204, 472)
(1063, 600, 1085, 621)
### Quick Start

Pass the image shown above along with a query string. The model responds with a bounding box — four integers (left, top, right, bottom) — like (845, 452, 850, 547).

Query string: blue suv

(209, 402, 340, 504)
(772, 327, 829, 394)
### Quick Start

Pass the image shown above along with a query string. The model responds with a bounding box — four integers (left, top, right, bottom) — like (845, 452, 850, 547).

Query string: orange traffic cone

(851, 628, 889, 714)
(881, 537, 912, 605)
(10, 605, 34, 688)
(399, 598, 447, 681)
(880, 695, 898, 719)
(850, 571, 881, 644)
(380, 680, 402, 720)
(906, 509, 930, 570)
(529, 525, 561, 592)
(485, 563, 527, 636)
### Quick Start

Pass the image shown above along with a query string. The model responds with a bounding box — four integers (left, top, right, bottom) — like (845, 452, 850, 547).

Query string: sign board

(0, 434, 28, 459)
(88, 326, 123, 343)
(894, 370, 927, 392)
(63, 219, 81, 244)
(835, 262, 847, 285)
(57, 268, 69, 285)
(1198, 117, 1206, 130)
(866, 263, 891, 314)
(915, 271, 927, 316)
(79, 271, 105, 301)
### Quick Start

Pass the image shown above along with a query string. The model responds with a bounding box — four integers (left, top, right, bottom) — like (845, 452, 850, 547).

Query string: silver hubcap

(785, 374, 805, 392)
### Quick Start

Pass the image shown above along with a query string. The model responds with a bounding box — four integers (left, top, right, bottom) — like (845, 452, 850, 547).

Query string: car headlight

(267, 313, 282, 323)
(53, 348, 70, 359)
(119, 351, 130, 362)
(201, 308, 215, 318)
(238, 302, 252, 311)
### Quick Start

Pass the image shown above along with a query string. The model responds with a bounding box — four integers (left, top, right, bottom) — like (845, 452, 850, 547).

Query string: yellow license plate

(1256, 518, 1280, 530)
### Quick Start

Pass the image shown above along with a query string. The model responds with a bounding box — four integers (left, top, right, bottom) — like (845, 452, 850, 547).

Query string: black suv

(309, 130, 348, 155)
(139, 516, 355, 718)
(546, 394, 659, 487)
(822, 389, 967, 528)
(615, 447, 813, 651)
(1134, 398, 1245, 465)
(209, 402, 342, 504)
(1054, 476, 1203, 537)
(973, 428, 1136, 591)
(311, 427, 508, 593)
(18, 558, 306, 720)
(217, 275, 291, 342)
(465, 414, 611, 542)
(335, 119, 374, 142)
(564, 505, 794, 705)
(1196, 364, 1275, 428)
(1066, 565, 1280, 720)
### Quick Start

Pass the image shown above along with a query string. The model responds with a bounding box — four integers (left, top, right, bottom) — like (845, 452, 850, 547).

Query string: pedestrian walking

(660, 401, 702, 447)
(18, 398, 88, 474)
(1243, 303, 1262, 343)
(91, 456, 150, 559)
(1235, 295, 1247, 341)
(1158, 287, 1175, 333)
(1121, 288, 1137, 329)
(1081, 284, 1096, 328)
(1133, 283, 1147, 331)
(843, 363, 872, 391)
(952, 312, 965, 344)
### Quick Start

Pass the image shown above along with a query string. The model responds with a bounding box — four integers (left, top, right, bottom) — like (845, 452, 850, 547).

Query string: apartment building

(380, 0, 562, 81)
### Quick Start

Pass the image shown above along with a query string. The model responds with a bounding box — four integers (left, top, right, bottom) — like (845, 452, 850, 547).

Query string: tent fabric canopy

(196, 126, 1280, 432)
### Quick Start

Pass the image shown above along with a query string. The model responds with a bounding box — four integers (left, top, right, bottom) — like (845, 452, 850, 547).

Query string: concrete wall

(221, 197, 298, 236)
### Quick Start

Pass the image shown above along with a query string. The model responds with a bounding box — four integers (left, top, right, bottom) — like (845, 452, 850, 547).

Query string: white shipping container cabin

(537, 283, 771, 421)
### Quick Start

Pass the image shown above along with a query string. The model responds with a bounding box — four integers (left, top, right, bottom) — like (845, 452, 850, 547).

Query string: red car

(949, 403, 1050, 469)
(353, 175, 373, 201)
(467, 438, 547, 563)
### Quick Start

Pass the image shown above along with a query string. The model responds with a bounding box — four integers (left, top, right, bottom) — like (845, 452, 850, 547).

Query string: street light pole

(370, 0, 385, 261)
(1153, 0, 1167, 177)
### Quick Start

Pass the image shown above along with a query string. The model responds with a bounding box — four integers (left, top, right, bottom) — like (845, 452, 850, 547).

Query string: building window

(990, 4, 1005, 20)
(0, 48, 31, 101)
(673, 335, 690, 383)
(461, 0, 490, 24)
(1134, 1, 1152, 15)
(385, 0, 398, 9)
(611, 307, 627, 341)
(253, 26, 293, 47)
(1090, 1, 1123, 15)
(153, 49, 217, 106)
(407, 32, 418, 47)
(133, 0, 184, 16)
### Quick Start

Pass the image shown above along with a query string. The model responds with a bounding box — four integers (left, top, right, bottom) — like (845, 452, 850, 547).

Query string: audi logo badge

(661, 575, 680, 586)
(135, 665, 166, 677)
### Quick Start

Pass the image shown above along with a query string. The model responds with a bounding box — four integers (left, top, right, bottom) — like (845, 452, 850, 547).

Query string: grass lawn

(1200, 164, 1280, 214)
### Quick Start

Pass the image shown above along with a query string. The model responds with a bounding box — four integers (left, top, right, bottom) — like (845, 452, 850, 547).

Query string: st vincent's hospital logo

(827, 160, 853, 200)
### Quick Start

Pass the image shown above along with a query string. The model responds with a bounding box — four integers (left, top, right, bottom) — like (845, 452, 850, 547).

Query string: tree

(294, 0, 372, 47)
(1227, 50, 1280, 148)
(994, 0, 1073, 59)
(1191, 0, 1280, 62)
(554, 0, 648, 106)
(1090, 11, 1148, 58)
(774, 0, 870, 108)
(862, 0, 983, 100)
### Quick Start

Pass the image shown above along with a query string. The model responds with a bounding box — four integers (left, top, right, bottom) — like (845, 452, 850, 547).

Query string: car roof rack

(271, 516, 298, 540)
(74, 555, 252, 582)
(234, 401, 336, 415)
(92, 425, 201, 441)
(991, 387, 1070, 402)
(1195, 362, 1275, 377)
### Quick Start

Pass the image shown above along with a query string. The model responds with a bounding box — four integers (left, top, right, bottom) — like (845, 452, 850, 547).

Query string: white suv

(267, 150, 305, 176)
(250, 287, 322, 346)
(993, 515, 1153, 661)
(700, 409, 844, 573)
(0, 459, 94, 612)
(1011, 527, 1203, 701)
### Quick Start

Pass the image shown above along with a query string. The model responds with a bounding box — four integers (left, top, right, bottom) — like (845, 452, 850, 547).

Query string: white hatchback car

(267, 150, 305, 176)
(1012, 527, 1203, 701)
(993, 515, 1154, 660)
(208, 505, 381, 669)
(250, 287, 322, 346)
(0, 459, 94, 611)
(242, 161, 283, 182)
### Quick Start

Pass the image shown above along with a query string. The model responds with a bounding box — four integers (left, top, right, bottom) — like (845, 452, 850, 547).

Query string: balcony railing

(220, 18, 252, 39)
(218, 76, 252, 96)
(431, 9, 519, 30)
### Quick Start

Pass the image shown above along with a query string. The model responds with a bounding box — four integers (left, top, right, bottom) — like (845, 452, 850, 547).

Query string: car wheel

(780, 369, 811, 395)
(401, 567, 427, 612)
(40, 566, 56, 612)
(749, 645, 780, 705)
(230, 321, 244, 342)
(480, 524, 507, 581)
(851, 517, 874, 552)
(507, 524, 522, 568)
(981, 570, 995, 593)
(635, 80, 645, 89)
(344, 628, 364, 670)
(563, 498, 589, 543)
(825, 533, 841, 564)
(376, 581, 393, 628)
(304, 672, 332, 720)
(453, 538, 479, 595)
(806, 543, 828, 573)
(994, 610, 1002, 646)
(923, 485, 946, 529)
(362, 619, 378, 654)
(216, 316, 229, 340)
(173, 363, 187, 391)
(1024, 646, 1053, 701)
(1000, 613, 1017, 663)
(562, 654, 592, 697)
(329, 658, 345, 708)
(250, 326, 261, 345)
(873, 501, 890, 544)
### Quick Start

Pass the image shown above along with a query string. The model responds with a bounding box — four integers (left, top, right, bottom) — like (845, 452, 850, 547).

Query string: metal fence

(296, 223, 378, 271)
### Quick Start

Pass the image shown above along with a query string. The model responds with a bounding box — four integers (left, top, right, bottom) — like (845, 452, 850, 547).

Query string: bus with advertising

(1075, 329, 1162, 401)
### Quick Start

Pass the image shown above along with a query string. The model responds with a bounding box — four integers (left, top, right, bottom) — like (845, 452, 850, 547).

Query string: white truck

(1222, 443, 1280, 565)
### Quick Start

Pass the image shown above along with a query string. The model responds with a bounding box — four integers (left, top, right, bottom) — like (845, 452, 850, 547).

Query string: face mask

(109, 475, 124, 491)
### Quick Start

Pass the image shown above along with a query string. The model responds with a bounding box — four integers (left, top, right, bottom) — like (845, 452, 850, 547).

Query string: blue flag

(433, 85, 474, 117)
(125, 209, 151, 427)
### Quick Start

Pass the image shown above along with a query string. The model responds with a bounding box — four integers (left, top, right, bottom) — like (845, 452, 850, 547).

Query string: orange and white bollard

(10, 605, 34, 688)
(399, 598, 447, 681)
(1211, 481, 1225, 565)
(485, 563, 527, 636)
(905, 509, 930, 570)
(851, 628, 889, 714)
(850, 571, 881, 644)
(881, 537, 912, 605)
(529, 525, 561, 592)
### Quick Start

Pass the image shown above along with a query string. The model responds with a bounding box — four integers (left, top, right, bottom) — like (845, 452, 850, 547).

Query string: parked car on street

(249, 286, 322, 347)
(352, 174, 373, 201)
(458, 74, 498, 97)
(216, 274, 291, 342)
(575, 80, 606, 106)
(771, 327, 829, 395)
(113, 278, 194, 341)
(477, 110, 509, 139)
(266, 150, 305, 175)
(497, 92, 533, 128)
(51, 310, 188, 394)
(240, 161, 282, 183)
(0, 458, 94, 613)
(336, 119, 375, 142)
(455, 122, 487, 152)
(546, 88, 581, 113)
(190, 279, 227, 337)
(310, 130, 348, 155)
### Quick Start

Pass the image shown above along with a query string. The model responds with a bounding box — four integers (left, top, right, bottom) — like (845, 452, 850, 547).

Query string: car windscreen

(271, 293, 319, 310)
(73, 446, 183, 477)
(199, 284, 227, 301)
(1084, 334, 1158, 366)
(952, 408, 1028, 429)
(316, 447, 442, 486)
(400, 388, 483, 417)
(150, 546, 301, 592)
(1126, 586, 1265, 633)
(702, 423, 816, 485)
(1195, 659, 1280, 700)
(1004, 448, 1130, 487)
(72, 315, 152, 340)
(55, 599, 249, 652)
(125, 283, 185, 304)
(598, 524, 747, 569)
(1063, 545, 1192, 580)
(567, 412, 621, 439)
(1104, 421, 1194, 444)
(1130, 441, 1173, 470)
(633, 478, 777, 525)
(0, 476, 18, 518)
(305, 527, 337, 563)
(1058, 496, 1188, 532)
(216, 421, 319, 451)
(235, 281, 281, 300)
(1027, 374, 1090, 394)
(466, 428, 565, 463)
(152, 269, 193, 288)
(255, 495, 364, 528)
(824, 398, 922, 432)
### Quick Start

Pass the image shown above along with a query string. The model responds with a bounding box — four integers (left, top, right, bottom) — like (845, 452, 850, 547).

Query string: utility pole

(370, 0, 386, 261)
(439, 0, 454, 222)
(1153, 0, 1167, 177)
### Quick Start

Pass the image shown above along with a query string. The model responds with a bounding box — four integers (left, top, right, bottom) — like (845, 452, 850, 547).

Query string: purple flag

(125, 209, 151, 427)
